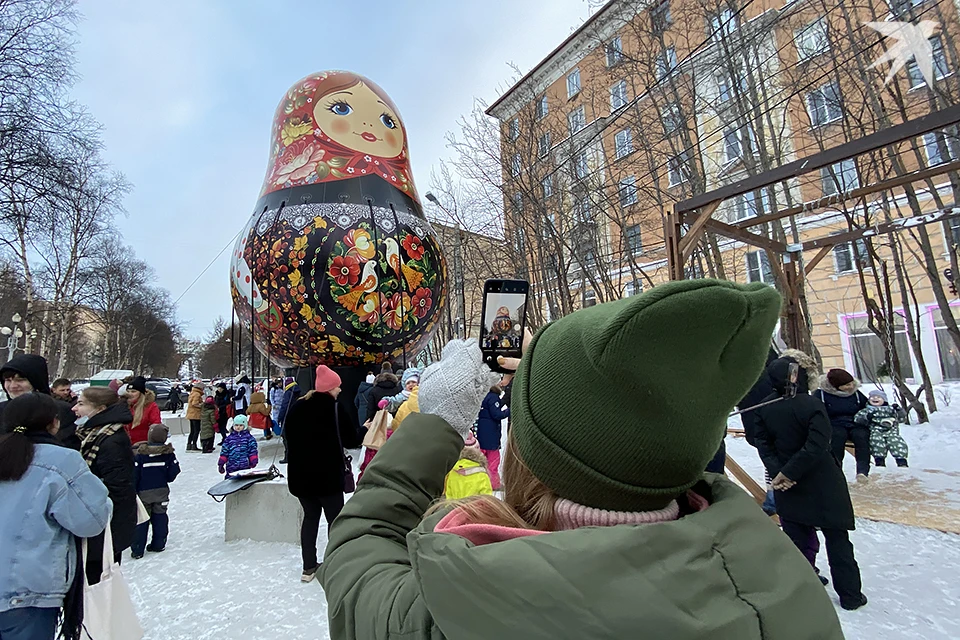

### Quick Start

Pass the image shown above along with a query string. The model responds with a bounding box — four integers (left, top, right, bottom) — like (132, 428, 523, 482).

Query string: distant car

(144, 378, 189, 408)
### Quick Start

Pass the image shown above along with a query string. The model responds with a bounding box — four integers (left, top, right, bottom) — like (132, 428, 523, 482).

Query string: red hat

(314, 365, 341, 393)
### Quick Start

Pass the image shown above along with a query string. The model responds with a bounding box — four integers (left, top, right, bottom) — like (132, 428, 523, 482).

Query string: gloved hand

(378, 398, 389, 410)
(418, 340, 499, 440)
(218, 465, 225, 475)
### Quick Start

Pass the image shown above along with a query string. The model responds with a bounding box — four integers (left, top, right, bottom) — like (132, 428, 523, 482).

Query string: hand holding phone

(479, 279, 529, 374)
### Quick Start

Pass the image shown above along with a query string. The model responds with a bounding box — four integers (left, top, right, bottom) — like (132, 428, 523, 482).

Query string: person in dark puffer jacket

(364, 363, 401, 424)
(218, 415, 258, 476)
(131, 424, 181, 558)
(817, 368, 870, 480)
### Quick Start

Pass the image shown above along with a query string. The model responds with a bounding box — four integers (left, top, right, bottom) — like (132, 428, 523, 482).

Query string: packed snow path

(123, 429, 960, 639)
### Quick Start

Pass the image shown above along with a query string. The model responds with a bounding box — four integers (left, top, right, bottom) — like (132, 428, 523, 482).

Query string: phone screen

(479, 279, 529, 373)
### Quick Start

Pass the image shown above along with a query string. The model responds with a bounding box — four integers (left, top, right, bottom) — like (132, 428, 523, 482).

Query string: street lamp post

(1, 313, 24, 362)
(425, 193, 467, 340)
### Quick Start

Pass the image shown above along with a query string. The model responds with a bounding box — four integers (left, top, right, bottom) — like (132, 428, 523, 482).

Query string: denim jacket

(0, 442, 111, 612)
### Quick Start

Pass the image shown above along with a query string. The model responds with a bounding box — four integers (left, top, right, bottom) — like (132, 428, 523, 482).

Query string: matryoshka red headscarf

(259, 71, 419, 204)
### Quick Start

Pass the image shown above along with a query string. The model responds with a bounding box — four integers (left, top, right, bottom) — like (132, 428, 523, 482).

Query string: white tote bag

(135, 496, 150, 526)
(82, 524, 144, 640)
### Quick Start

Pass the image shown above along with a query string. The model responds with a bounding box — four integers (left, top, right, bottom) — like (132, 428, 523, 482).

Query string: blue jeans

(0, 606, 59, 640)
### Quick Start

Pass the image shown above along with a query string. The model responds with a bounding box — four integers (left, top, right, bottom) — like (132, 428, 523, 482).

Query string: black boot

(840, 593, 868, 611)
(896, 458, 909, 467)
(874, 457, 886, 467)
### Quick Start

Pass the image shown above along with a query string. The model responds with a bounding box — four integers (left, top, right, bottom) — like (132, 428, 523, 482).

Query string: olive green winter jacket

(319, 414, 845, 640)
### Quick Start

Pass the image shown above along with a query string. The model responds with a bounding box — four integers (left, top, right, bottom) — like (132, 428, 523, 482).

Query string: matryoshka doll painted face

(313, 80, 405, 159)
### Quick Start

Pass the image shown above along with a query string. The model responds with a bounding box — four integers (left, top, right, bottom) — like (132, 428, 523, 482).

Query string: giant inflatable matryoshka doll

(230, 71, 446, 369)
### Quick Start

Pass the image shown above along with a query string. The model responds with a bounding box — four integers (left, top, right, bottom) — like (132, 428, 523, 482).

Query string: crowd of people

(0, 278, 924, 639)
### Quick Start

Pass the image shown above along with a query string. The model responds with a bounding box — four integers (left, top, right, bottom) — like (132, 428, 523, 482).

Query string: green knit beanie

(511, 279, 782, 512)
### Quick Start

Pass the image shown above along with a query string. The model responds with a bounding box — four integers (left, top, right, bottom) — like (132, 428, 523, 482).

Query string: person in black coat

(284, 365, 361, 583)
(214, 383, 231, 445)
(73, 387, 138, 583)
(354, 373, 375, 427)
(754, 356, 867, 611)
(0, 354, 79, 450)
(816, 368, 871, 479)
(364, 364, 401, 424)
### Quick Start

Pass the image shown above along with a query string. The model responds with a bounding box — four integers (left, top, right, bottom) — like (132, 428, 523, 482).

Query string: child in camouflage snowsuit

(854, 389, 908, 468)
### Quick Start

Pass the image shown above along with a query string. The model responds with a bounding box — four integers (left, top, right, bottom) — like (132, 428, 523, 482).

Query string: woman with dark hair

(0, 393, 111, 640)
(73, 386, 138, 579)
(816, 368, 871, 481)
(214, 383, 231, 445)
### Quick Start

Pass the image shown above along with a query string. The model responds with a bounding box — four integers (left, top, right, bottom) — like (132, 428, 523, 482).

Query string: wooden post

(783, 256, 804, 350)
(664, 205, 685, 280)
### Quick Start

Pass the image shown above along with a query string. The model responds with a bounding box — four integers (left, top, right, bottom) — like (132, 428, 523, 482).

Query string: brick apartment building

(487, 0, 960, 383)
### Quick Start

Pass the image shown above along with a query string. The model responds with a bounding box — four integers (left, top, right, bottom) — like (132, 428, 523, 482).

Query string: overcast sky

(69, 0, 591, 339)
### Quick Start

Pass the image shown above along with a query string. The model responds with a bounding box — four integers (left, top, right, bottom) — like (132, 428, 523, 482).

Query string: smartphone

(479, 279, 529, 373)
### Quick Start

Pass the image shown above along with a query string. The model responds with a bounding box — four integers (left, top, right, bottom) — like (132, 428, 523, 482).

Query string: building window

(908, 36, 949, 88)
(746, 250, 774, 284)
(583, 288, 597, 307)
(610, 79, 628, 111)
(508, 119, 520, 141)
(511, 193, 522, 212)
(846, 314, 914, 382)
(614, 128, 633, 159)
(573, 194, 592, 223)
(651, 0, 671, 34)
(724, 125, 757, 162)
(656, 47, 677, 79)
(946, 217, 960, 247)
(932, 306, 960, 380)
(718, 73, 748, 103)
(537, 132, 552, 158)
(662, 103, 682, 135)
(709, 8, 738, 42)
(536, 95, 549, 120)
(734, 189, 770, 220)
(543, 212, 556, 238)
(821, 159, 860, 196)
(572, 150, 589, 179)
(890, 0, 929, 17)
(542, 175, 554, 198)
(923, 130, 960, 166)
(567, 69, 581, 98)
(807, 81, 843, 126)
(619, 176, 638, 206)
(510, 153, 522, 177)
(668, 151, 690, 186)
(515, 227, 526, 253)
(625, 224, 642, 254)
(606, 36, 623, 67)
(568, 106, 586, 135)
(795, 18, 829, 60)
(834, 239, 869, 274)
(624, 279, 644, 297)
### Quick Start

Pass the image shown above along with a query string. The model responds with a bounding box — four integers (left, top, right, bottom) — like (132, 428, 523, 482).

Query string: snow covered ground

(122, 409, 960, 640)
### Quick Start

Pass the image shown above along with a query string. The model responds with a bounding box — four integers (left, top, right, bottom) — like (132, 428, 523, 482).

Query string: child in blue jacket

(475, 385, 510, 490)
(218, 415, 259, 476)
(131, 424, 181, 558)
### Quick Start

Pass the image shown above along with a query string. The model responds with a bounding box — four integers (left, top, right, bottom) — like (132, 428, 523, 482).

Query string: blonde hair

(128, 389, 148, 426)
(426, 432, 558, 530)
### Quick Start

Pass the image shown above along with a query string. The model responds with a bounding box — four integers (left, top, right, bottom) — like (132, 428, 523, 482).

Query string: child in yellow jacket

(444, 433, 494, 499)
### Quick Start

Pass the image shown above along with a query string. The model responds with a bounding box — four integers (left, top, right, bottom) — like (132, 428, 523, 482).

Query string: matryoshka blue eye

(329, 102, 352, 116)
(380, 113, 397, 129)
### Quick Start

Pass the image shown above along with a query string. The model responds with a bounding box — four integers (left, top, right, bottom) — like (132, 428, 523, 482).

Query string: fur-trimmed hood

(459, 444, 488, 468)
(136, 442, 175, 456)
(375, 372, 399, 387)
(779, 348, 821, 392)
(818, 376, 861, 398)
